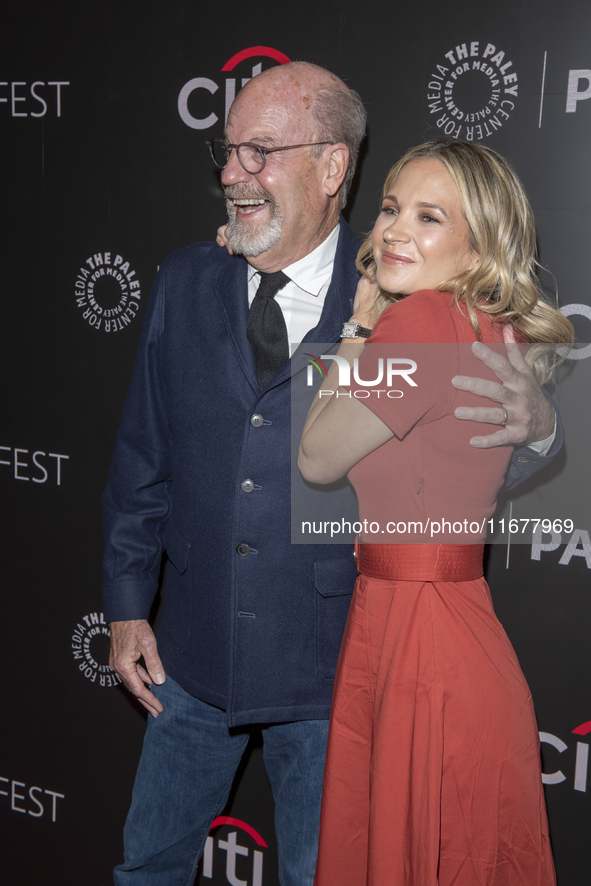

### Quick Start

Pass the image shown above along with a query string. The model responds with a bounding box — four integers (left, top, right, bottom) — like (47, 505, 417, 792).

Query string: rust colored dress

(314, 292, 555, 886)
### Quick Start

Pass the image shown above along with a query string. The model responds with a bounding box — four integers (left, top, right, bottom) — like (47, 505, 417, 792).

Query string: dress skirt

(314, 544, 556, 886)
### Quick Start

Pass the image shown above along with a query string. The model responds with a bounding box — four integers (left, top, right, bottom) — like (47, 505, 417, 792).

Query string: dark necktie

(247, 270, 290, 388)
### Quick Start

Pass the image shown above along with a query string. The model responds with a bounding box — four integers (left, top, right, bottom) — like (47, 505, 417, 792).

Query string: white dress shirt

(247, 223, 340, 353)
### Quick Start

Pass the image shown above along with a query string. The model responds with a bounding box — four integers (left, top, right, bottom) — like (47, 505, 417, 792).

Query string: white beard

(226, 213, 283, 257)
(224, 186, 283, 257)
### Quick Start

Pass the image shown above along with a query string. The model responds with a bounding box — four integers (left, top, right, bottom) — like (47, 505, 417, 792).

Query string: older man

(103, 62, 557, 885)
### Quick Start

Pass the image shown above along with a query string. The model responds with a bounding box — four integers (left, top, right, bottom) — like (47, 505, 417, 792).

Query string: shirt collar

(247, 223, 340, 297)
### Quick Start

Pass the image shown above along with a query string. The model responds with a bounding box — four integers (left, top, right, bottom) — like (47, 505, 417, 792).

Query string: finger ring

(500, 407, 508, 425)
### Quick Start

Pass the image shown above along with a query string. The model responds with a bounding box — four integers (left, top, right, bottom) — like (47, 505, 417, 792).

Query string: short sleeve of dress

(347, 290, 462, 440)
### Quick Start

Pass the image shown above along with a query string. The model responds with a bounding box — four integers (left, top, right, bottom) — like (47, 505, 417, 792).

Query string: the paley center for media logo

(74, 251, 142, 332)
(426, 40, 519, 141)
(71, 612, 122, 687)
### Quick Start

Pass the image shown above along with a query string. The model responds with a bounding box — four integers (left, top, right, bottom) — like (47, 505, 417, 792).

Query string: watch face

(341, 322, 359, 337)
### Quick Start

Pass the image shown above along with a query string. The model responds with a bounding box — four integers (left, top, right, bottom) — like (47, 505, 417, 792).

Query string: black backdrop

(1, 2, 591, 884)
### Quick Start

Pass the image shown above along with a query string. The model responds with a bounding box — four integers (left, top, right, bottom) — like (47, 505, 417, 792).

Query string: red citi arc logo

(178, 47, 291, 131)
(221, 47, 291, 70)
(202, 816, 268, 885)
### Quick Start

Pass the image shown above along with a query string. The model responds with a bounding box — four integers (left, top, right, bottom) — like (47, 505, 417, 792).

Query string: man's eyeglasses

(206, 139, 332, 175)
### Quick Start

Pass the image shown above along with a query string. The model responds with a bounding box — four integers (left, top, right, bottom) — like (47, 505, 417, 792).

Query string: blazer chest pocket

(314, 558, 356, 683)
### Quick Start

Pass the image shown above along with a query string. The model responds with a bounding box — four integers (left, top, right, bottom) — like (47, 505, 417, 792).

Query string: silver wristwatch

(340, 321, 373, 339)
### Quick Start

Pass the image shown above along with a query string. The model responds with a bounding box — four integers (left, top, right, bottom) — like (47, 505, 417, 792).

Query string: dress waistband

(355, 543, 484, 582)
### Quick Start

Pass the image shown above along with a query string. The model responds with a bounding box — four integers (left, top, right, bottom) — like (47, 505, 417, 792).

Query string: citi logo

(541, 721, 591, 793)
(202, 816, 268, 885)
(178, 46, 290, 131)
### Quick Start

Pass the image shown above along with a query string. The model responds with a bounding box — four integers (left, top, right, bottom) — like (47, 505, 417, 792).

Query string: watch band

(340, 321, 373, 339)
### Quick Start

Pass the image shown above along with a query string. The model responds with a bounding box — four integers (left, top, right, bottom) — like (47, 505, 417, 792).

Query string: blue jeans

(114, 676, 329, 886)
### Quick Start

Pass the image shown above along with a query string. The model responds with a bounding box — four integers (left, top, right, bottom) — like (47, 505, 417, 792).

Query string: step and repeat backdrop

(1, 1, 591, 884)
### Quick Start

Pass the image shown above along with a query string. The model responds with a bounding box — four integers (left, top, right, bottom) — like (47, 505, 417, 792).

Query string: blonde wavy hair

(356, 140, 573, 383)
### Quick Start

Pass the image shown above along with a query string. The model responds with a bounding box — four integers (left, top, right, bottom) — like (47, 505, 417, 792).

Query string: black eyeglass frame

(206, 139, 333, 174)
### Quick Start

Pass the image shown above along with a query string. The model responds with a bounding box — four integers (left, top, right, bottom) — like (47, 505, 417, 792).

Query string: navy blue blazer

(102, 219, 560, 726)
(103, 221, 361, 726)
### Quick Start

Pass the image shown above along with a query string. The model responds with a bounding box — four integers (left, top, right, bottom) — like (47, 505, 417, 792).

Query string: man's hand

(216, 225, 234, 254)
(109, 619, 165, 717)
(351, 274, 378, 329)
(452, 327, 554, 449)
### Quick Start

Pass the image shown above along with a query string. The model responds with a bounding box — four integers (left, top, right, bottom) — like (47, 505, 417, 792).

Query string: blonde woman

(299, 141, 573, 886)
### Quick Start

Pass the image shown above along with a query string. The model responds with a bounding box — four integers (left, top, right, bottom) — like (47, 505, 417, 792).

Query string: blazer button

(241, 479, 255, 493)
(250, 414, 264, 427)
(236, 543, 251, 556)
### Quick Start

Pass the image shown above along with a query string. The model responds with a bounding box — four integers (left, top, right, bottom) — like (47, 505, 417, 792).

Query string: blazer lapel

(212, 255, 260, 393)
